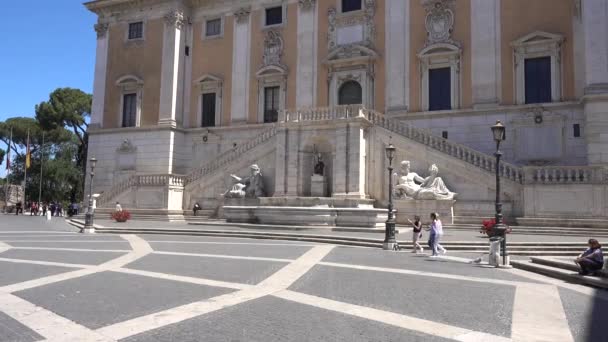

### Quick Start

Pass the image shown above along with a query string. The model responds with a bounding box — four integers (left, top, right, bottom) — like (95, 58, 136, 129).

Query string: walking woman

(408, 216, 423, 253)
(427, 212, 447, 257)
(575, 239, 604, 275)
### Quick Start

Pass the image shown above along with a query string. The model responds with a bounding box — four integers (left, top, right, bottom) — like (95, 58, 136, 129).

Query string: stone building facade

(84, 0, 608, 221)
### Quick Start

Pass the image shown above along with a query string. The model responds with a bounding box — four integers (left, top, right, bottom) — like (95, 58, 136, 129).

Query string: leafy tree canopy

(0, 117, 72, 156)
(35, 88, 91, 146)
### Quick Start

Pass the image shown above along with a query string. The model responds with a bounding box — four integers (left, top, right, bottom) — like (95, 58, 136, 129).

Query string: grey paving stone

(0, 215, 75, 232)
(0, 235, 124, 241)
(0, 249, 126, 265)
(322, 246, 542, 283)
(0, 310, 44, 342)
(14, 271, 234, 330)
(0, 261, 74, 286)
(558, 288, 608, 342)
(290, 265, 515, 337)
(121, 295, 454, 342)
(149, 242, 311, 259)
(5, 242, 130, 250)
(125, 253, 287, 285)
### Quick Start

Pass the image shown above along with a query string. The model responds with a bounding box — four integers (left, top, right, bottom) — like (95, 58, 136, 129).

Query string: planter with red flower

(480, 218, 512, 237)
(111, 210, 131, 223)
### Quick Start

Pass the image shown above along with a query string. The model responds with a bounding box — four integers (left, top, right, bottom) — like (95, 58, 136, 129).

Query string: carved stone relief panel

(328, 0, 376, 51)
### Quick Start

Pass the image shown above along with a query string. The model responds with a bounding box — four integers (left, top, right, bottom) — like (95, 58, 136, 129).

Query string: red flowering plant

(480, 218, 512, 237)
(111, 210, 131, 222)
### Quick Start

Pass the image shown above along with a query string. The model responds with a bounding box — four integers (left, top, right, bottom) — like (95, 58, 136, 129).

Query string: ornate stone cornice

(94, 22, 109, 39)
(234, 7, 251, 24)
(164, 10, 185, 29)
(298, 0, 316, 11)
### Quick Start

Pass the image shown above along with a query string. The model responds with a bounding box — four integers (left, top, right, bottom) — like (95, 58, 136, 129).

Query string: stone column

(385, 0, 409, 113)
(230, 8, 252, 123)
(471, 0, 501, 107)
(346, 122, 367, 198)
(90, 22, 109, 129)
(158, 10, 185, 128)
(332, 125, 348, 196)
(296, 0, 317, 107)
(582, 0, 608, 165)
(285, 127, 300, 196)
(273, 127, 288, 196)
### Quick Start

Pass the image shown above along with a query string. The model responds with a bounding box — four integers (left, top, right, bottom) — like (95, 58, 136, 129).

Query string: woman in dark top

(575, 239, 604, 275)
(408, 216, 423, 253)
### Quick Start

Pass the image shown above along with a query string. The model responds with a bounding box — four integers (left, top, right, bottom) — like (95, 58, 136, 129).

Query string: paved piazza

(0, 216, 606, 342)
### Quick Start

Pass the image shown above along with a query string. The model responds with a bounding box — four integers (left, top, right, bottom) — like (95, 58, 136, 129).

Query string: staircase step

(511, 260, 608, 289)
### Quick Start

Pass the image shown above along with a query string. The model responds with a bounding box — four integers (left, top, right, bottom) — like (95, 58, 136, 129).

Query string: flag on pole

(25, 130, 31, 169)
(5, 128, 11, 171)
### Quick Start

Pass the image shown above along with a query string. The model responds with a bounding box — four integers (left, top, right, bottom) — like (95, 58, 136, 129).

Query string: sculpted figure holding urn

(393, 161, 456, 200)
(224, 164, 265, 199)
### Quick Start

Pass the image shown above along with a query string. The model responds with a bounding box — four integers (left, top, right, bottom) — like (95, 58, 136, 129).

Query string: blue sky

(0, 1, 97, 121)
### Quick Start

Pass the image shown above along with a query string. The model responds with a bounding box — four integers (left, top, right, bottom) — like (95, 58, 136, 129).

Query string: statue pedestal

(394, 200, 455, 225)
(311, 175, 326, 197)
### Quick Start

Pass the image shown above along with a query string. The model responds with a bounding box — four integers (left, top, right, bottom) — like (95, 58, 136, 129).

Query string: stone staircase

(94, 125, 278, 210)
(512, 257, 608, 289)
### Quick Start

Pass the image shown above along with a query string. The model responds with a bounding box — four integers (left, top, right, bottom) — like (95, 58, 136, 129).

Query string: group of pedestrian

(13, 201, 73, 217)
(407, 212, 446, 257)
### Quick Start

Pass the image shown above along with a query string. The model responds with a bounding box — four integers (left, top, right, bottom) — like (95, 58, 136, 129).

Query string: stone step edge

(530, 257, 608, 277)
(511, 260, 608, 289)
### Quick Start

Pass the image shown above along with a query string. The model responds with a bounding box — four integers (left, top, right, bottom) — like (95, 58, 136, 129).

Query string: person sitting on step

(575, 239, 604, 276)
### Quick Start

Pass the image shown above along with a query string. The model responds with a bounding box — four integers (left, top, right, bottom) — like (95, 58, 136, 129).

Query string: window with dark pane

(128, 22, 143, 39)
(573, 124, 581, 138)
(264, 86, 280, 123)
(442, 131, 448, 139)
(265, 6, 283, 26)
(429, 67, 451, 111)
(338, 81, 362, 105)
(201, 93, 216, 127)
(122, 93, 137, 127)
(206, 18, 221, 37)
(525, 56, 551, 104)
(342, 0, 362, 12)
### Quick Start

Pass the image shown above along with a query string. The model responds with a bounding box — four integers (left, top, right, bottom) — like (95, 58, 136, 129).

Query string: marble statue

(393, 161, 456, 200)
(314, 153, 325, 176)
(224, 164, 265, 199)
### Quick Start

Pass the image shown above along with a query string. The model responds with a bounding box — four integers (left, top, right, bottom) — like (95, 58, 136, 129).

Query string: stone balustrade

(280, 105, 365, 123)
(523, 166, 608, 184)
(185, 125, 277, 185)
(364, 109, 525, 183)
(97, 174, 185, 207)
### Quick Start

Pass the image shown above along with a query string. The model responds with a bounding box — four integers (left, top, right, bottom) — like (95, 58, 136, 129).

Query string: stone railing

(280, 105, 365, 123)
(185, 125, 278, 185)
(96, 174, 186, 207)
(364, 109, 525, 183)
(523, 166, 608, 184)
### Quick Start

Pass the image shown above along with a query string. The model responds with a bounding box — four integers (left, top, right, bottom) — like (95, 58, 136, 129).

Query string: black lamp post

(490, 121, 509, 266)
(82, 157, 97, 233)
(383, 143, 397, 250)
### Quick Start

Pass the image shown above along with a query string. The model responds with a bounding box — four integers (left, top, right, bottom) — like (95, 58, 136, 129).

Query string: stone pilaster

(470, 0, 501, 107)
(158, 10, 185, 128)
(332, 125, 348, 197)
(230, 8, 252, 123)
(296, 0, 317, 107)
(346, 123, 367, 198)
(582, 0, 608, 165)
(90, 22, 109, 129)
(385, 0, 409, 113)
(273, 127, 288, 196)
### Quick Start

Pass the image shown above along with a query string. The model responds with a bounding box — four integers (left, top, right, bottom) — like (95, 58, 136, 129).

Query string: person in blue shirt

(575, 239, 604, 275)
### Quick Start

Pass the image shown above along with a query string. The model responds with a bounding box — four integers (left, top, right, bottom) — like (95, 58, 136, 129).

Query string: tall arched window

(338, 81, 362, 105)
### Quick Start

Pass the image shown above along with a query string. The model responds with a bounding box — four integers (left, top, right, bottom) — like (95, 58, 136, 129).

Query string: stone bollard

(488, 237, 501, 267)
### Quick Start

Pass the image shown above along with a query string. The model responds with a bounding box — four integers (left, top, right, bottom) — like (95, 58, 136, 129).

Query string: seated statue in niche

(314, 153, 325, 176)
(393, 161, 456, 200)
(224, 164, 265, 199)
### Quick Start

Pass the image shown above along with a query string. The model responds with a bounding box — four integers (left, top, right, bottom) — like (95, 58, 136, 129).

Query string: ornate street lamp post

(383, 143, 397, 250)
(82, 157, 97, 234)
(490, 121, 509, 266)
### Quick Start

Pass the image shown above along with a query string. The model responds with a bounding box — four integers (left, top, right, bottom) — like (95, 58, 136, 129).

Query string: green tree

(35, 88, 92, 173)
(0, 148, 4, 168)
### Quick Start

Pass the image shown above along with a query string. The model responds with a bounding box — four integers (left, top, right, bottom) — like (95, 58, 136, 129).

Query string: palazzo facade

(84, 0, 608, 221)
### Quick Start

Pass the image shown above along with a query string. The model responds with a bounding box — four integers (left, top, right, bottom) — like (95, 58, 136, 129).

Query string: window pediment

(256, 65, 288, 78)
(418, 42, 461, 58)
(511, 31, 564, 48)
(116, 75, 144, 86)
(325, 44, 377, 65)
